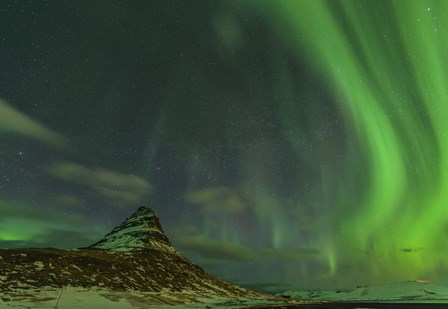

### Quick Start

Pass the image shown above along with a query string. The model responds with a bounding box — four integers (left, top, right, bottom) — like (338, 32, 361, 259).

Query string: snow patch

(280, 281, 448, 302)
(33, 261, 44, 270)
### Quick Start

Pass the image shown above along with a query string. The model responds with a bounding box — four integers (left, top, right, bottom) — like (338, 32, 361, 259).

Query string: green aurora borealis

(1, 0, 448, 291)
(271, 0, 448, 285)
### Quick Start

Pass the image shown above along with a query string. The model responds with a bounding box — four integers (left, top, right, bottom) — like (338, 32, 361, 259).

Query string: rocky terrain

(0, 206, 287, 307)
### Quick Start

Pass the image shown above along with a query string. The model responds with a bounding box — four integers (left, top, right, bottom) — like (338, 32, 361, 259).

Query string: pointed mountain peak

(89, 206, 176, 252)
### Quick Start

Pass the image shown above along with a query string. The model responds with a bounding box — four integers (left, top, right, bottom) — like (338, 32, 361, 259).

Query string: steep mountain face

(88, 206, 176, 253)
(0, 206, 281, 307)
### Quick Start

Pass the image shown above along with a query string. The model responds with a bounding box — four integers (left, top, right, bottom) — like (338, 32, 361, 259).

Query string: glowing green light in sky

(0, 219, 45, 243)
(270, 0, 448, 283)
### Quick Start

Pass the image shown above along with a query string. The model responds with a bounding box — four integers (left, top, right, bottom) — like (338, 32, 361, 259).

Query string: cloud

(174, 235, 257, 261)
(260, 247, 320, 261)
(0, 240, 30, 248)
(0, 200, 81, 225)
(0, 200, 98, 249)
(0, 99, 66, 145)
(172, 226, 320, 263)
(170, 225, 202, 237)
(0, 228, 94, 249)
(44, 161, 152, 209)
(50, 195, 86, 208)
(35, 228, 95, 248)
(184, 186, 247, 214)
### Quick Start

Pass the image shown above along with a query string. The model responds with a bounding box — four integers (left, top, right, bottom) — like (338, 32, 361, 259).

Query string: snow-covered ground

(280, 281, 448, 302)
(0, 286, 285, 309)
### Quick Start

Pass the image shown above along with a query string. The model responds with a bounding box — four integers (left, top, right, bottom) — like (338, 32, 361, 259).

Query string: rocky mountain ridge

(0, 206, 284, 307)
(88, 206, 176, 253)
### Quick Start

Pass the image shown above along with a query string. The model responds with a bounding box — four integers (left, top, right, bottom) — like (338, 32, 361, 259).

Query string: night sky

(1, 0, 448, 292)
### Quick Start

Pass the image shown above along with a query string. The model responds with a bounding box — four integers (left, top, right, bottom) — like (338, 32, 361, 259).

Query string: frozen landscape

(0, 286, 286, 309)
(0, 207, 292, 308)
(2, 207, 447, 308)
(280, 281, 448, 303)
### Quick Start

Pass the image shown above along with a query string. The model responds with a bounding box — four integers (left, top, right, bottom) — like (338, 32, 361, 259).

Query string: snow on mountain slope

(88, 206, 176, 253)
(0, 206, 289, 308)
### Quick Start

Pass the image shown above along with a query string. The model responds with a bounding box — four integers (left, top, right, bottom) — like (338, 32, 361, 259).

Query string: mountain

(0, 206, 288, 308)
(88, 206, 176, 253)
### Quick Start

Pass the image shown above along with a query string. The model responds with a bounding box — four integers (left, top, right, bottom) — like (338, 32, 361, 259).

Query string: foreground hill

(0, 206, 289, 308)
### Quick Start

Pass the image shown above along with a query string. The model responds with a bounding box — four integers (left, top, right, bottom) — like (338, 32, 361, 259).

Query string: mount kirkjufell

(88, 206, 176, 253)
(0, 206, 282, 307)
